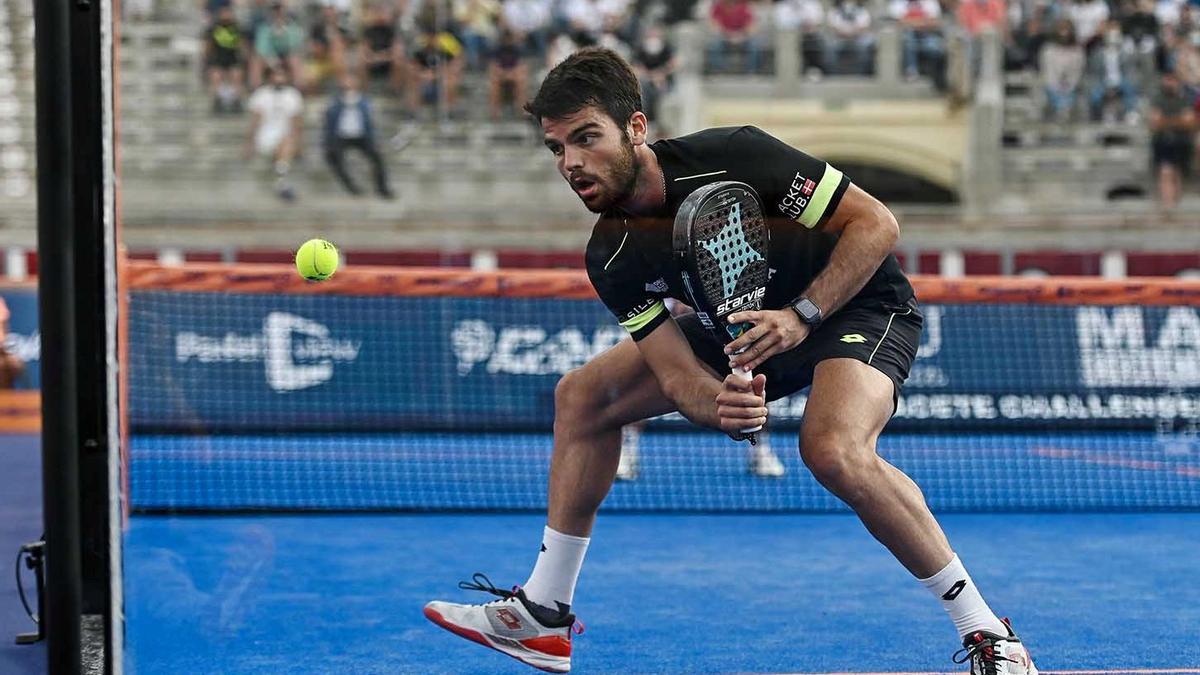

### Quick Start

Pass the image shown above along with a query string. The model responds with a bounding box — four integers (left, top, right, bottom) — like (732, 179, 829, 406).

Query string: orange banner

(124, 261, 1200, 306)
(0, 390, 40, 433)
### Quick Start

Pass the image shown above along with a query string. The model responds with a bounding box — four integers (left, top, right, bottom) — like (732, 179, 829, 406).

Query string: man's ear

(627, 111, 649, 146)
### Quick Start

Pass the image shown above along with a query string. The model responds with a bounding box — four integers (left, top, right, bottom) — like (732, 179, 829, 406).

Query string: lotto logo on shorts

(840, 333, 867, 344)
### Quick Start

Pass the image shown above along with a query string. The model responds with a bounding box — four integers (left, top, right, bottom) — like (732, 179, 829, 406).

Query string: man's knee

(800, 429, 880, 505)
(554, 367, 609, 432)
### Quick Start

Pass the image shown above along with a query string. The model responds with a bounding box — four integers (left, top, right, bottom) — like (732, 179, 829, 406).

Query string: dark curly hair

(525, 47, 643, 127)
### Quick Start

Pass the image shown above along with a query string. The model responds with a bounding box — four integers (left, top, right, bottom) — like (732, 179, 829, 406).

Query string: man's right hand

(715, 372, 767, 439)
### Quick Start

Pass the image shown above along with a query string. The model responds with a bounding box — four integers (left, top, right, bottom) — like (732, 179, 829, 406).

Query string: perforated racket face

(674, 182, 770, 343)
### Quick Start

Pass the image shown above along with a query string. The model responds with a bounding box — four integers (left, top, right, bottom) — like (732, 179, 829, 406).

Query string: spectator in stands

(1149, 70, 1195, 206)
(323, 74, 395, 198)
(1041, 20, 1085, 120)
(1005, 3, 1046, 70)
(1122, 0, 1164, 72)
(502, 0, 555, 60)
(203, 0, 232, 23)
(957, 0, 1007, 81)
(454, 0, 502, 70)
(1123, 0, 1160, 45)
(1155, 0, 1184, 30)
(407, 26, 466, 117)
(826, 0, 875, 75)
(958, 0, 1007, 39)
(546, 32, 581, 67)
(890, 0, 947, 88)
(1087, 24, 1141, 121)
(1170, 29, 1200, 94)
(244, 0, 274, 41)
(204, 5, 247, 114)
(0, 298, 23, 390)
(563, 0, 609, 45)
(306, 5, 350, 94)
(359, 4, 406, 94)
(633, 25, 678, 127)
(1069, 0, 1111, 50)
(489, 28, 531, 118)
(707, 0, 764, 73)
(245, 67, 304, 202)
(251, 1, 306, 89)
(773, 0, 827, 77)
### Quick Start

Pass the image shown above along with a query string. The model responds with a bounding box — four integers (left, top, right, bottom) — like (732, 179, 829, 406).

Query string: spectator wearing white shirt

(774, 0, 827, 76)
(1068, 0, 1111, 49)
(1040, 20, 1085, 120)
(502, 0, 555, 59)
(1155, 0, 1183, 29)
(1086, 25, 1140, 121)
(563, 0, 608, 43)
(889, 0, 947, 88)
(244, 68, 304, 202)
(826, 0, 875, 75)
(323, 75, 394, 199)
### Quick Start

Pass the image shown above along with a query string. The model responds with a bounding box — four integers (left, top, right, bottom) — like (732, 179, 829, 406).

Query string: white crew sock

(523, 526, 590, 611)
(919, 554, 1008, 639)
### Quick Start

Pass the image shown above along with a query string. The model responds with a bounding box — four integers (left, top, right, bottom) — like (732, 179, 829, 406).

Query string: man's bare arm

(635, 318, 767, 434)
(799, 183, 900, 316)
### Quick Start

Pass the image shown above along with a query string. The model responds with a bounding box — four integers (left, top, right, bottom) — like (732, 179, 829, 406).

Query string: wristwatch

(790, 297, 822, 327)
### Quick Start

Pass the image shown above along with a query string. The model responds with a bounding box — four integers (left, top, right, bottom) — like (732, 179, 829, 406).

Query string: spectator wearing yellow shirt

(407, 28, 465, 117)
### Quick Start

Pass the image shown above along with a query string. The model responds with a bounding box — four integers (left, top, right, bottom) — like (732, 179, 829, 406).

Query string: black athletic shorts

(675, 297, 923, 407)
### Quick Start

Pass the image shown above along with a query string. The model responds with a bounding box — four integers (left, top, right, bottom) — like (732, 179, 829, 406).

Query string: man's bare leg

(546, 338, 679, 537)
(800, 358, 1009, 641)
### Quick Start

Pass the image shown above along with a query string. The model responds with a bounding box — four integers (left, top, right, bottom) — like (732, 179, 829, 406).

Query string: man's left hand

(723, 309, 810, 371)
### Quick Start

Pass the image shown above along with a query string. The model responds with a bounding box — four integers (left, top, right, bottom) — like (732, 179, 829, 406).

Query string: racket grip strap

(731, 365, 763, 437)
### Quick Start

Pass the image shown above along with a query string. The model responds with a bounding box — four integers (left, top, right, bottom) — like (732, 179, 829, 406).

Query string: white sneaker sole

(423, 604, 571, 673)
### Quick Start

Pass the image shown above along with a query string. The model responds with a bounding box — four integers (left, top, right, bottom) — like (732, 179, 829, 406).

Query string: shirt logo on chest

(644, 278, 669, 293)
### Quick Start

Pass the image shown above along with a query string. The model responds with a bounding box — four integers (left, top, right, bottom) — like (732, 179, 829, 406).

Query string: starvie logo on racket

(716, 287, 766, 315)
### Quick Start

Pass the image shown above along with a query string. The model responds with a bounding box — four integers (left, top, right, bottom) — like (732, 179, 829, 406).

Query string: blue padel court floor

(124, 511, 1200, 674)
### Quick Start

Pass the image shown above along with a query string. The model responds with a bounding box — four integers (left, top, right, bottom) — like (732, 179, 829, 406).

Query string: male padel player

(425, 48, 1038, 675)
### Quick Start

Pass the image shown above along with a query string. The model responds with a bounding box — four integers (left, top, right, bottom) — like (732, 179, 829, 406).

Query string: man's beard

(581, 135, 639, 213)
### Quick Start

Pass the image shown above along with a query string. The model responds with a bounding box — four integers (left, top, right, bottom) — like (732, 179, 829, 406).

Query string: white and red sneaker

(954, 618, 1039, 675)
(424, 574, 583, 673)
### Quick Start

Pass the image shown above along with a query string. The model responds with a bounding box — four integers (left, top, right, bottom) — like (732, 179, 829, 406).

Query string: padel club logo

(174, 312, 361, 392)
(451, 319, 625, 376)
(778, 172, 816, 221)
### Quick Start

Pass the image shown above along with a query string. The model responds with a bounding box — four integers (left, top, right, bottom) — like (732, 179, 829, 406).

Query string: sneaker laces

(952, 632, 1018, 674)
(457, 573, 517, 605)
(456, 573, 585, 635)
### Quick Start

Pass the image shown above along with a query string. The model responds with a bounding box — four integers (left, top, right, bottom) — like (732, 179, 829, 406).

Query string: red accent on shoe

(423, 606, 493, 650)
(520, 635, 572, 657)
(424, 607, 570, 674)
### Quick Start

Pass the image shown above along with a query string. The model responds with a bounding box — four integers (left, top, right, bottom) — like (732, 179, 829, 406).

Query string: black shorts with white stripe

(674, 297, 923, 409)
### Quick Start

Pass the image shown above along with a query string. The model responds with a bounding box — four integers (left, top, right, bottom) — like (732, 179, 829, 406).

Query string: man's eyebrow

(544, 122, 602, 148)
(567, 122, 601, 139)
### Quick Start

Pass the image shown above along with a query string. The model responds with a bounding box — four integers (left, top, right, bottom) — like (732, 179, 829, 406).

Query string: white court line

(762, 670, 1200, 675)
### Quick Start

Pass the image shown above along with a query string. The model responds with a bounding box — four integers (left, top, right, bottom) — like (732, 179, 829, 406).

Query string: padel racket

(673, 181, 770, 442)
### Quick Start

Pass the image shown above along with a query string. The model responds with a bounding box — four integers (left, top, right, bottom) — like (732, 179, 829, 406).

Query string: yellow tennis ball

(296, 239, 339, 281)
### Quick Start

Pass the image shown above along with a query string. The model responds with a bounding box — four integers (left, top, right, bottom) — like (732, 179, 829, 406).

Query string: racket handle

(731, 365, 762, 443)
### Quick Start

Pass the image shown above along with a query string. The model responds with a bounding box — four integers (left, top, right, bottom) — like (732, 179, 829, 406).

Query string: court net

(124, 262, 1200, 512)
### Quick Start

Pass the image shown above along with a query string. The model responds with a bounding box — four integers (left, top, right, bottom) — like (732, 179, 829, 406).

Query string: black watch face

(796, 299, 820, 323)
